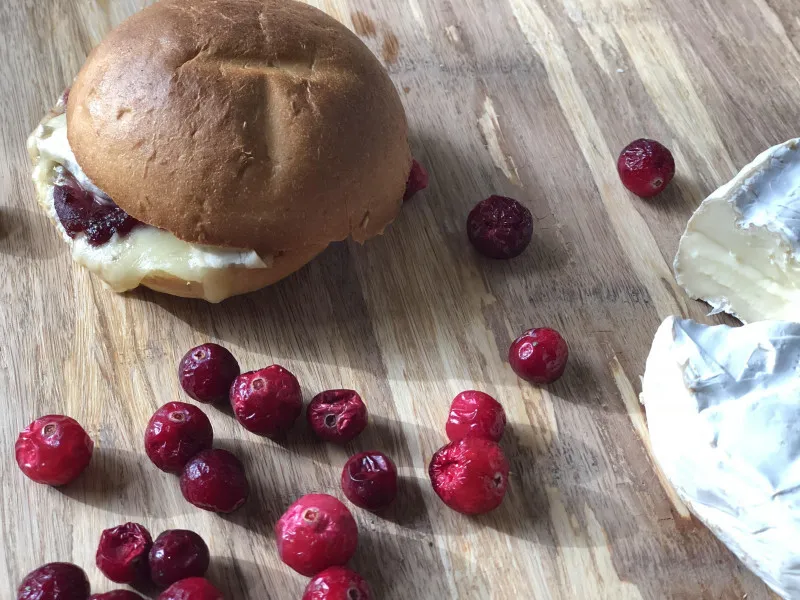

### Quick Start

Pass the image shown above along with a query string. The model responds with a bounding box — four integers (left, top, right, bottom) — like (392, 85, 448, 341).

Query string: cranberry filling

(53, 169, 141, 246)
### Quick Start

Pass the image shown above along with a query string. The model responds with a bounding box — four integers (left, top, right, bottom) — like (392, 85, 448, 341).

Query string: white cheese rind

(674, 139, 800, 323)
(641, 317, 800, 600)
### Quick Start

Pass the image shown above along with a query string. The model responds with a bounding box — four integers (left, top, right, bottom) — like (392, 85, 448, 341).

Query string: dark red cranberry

(429, 437, 509, 515)
(617, 138, 675, 198)
(230, 366, 302, 438)
(90, 592, 144, 600)
(307, 390, 368, 444)
(403, 159, 429, 201)
(509, 327, 569, 384)
(180, 449, 249, 513)
(341, 451, 397, 511)
(467, 195, 533, 259)
(275, 494, 358, 576)
(17, 563, 90, 600)
(53, 169, 141, 246)
(144, 402, 214, 474)
(96, 522, 153, 584)
(15, 415, 94, 486)
(149, 530, 210, 588)
(303, 566, 373, 600)
(446, 391, 506, 443)
(178, 343, 240, 404)
(157, 578, 223, 600)
(58, 88, 71, 110)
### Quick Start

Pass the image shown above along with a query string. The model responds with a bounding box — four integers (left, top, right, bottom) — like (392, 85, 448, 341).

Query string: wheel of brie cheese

(674, 139, 800, 323)
(641, 317, 800, 599)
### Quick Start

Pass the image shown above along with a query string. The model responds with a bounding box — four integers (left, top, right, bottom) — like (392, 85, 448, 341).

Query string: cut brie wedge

(674, 139, 800, 323)
(641, 317, 800, 599)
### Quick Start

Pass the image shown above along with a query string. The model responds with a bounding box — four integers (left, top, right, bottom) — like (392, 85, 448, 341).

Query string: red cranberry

(90, 592, 144, 600)
(446, 391, 506, 443)
(341, 451, 397, 511)
(144, 402, 214, 474)
(149, 530, 210, 588)
(508, 327, 569, 384)
(303, 566, 373, 600)
(307, 390, 368, 444)
(17, 563, 90, 600)
(275, 494, 358, 576)
(403, 159, 429, 201)
(53, 169, 141, 246)
(15, 415, 94, 486)
(178, 343, 240, 404)
(157, 578, 223, 600)
(96, 522, 153, 584)
(230, 366, 302, 438)
(617, 138, 675, 198)
(467, 195, 533, 259)
(180, 449, 249, 513)
(57, 88, 71, 110)
(429, 437, 509, 515)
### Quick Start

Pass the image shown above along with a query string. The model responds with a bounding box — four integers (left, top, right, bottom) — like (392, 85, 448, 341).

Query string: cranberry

(446, 391, 506, 443)
(180, 449, 249, 513)
(341, 451, 397, 511)
(508, 327, 569, 384)
(230, 366, 302, 437)
(157, 578, 223, 600)
(96, 522, 153, 584)
(57, 87, 71, 110)
(466, 195, 533, 259)
(15, 415, 94, 486)
(429, 437, 509, 515)
(149, 530, 210, 588)
(178, 343, 240, 404)
(144, 402, 214, 474)
(53, 169, 141, 246)
(617, 138, 675, 198)
(90, 592, 144, 600)
(307, 390, 368, 444)
(303, 566, 373, 600)
(17, 563, 90, 600)
(275, 494, 358, 576)
(403, 159, 429, 201)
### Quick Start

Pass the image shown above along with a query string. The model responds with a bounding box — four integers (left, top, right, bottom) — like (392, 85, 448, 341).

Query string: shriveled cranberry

(180, 449, 249, 513)
(403, 159, 429, 201)
(307, 390, 368, 444)
(617, 138, 675, 198)
(144, 402, 214, 474)
(149, 530, 210, 588)
(303, 566, 373, 600)
(429, 437, 509, 515)
(178, 343, 240, 405)
(96, 522, 153, 584)
(157, 578, 223, 600)
(15, 415, 94, 486)
(17, 563, 90, 600)
(509, 327, 569, 384)
(53, 169, 141, 246)
(467, 195, 533, 259)
(275, 494, 358, 576)
(341, 451, 397, 511)
(446, 391, 506, 443)
(230, 366, 302, 438)
(90, 592, 144, 600)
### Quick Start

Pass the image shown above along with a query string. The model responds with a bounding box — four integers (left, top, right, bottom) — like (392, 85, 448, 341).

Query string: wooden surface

(1, 0, 798, 598)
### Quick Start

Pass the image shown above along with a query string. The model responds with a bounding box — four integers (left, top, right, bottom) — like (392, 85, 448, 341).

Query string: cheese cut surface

(28, 113, 270, 302)
(674, 139, 800, 323)
(641, 317, 800, 600)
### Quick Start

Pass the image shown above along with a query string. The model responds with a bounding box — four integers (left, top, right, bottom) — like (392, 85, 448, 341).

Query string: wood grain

(1, 0, 796, 598)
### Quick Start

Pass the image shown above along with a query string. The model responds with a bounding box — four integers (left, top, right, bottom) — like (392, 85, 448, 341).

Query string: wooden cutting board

(1, 0, 796, 598)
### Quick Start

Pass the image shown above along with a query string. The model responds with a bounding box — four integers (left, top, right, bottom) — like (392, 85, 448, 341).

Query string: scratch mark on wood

(477, 96, 523, 187)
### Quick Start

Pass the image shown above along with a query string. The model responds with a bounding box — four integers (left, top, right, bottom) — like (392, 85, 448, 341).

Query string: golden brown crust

(67, 0, 410, 256)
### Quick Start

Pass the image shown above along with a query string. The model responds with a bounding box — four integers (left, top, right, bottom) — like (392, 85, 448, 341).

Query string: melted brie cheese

(30, 113, 270, 302)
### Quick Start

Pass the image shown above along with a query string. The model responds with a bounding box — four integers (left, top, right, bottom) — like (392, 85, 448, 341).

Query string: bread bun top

(67, 0, 410, 255)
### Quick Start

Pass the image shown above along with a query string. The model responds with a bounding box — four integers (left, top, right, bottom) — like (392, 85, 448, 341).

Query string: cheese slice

(641, 317, 800, 599)
(674, 139, 800, 323)
(28, 113, 270, 302)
